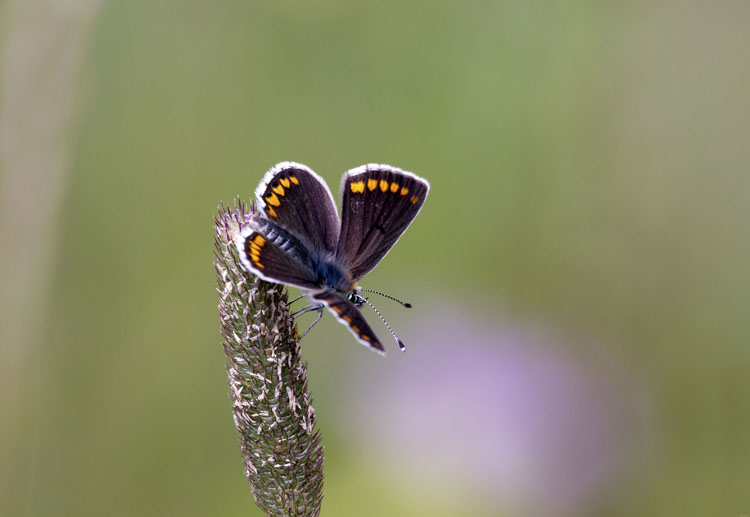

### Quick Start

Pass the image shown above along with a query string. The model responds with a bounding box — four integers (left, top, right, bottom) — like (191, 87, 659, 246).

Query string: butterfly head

(347, 290, 366, 307)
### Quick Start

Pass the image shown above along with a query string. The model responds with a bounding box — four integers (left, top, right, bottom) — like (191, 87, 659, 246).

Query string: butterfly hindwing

(234, 219, 321, 291)
(336, 164, 430, 280)
(312, 289, 385, 354)
(255, 162, 340, 255)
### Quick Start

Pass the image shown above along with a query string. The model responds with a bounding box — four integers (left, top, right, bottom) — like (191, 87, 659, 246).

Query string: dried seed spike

(214, 200, 324, 516)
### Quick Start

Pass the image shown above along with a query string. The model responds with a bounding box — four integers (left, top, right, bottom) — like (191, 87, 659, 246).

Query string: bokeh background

(2, 1, 748, 515)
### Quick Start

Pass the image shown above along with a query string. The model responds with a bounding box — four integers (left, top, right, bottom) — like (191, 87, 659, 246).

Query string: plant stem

(214, 201, 324, 517)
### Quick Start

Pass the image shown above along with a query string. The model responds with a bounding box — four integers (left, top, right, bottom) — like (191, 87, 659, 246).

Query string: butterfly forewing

(336, 164, 430, 280)
(255, 162, 340, 255)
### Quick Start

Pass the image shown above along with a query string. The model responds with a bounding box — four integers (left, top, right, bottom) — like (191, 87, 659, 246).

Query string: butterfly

(234, 162, 429, 355)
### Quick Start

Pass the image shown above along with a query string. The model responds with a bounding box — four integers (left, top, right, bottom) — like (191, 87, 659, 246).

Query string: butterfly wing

(234, 218, 321, 291)
(255, 162, 340, 255)
(311, 288, 385, 354)
(335, 164, 429, 280)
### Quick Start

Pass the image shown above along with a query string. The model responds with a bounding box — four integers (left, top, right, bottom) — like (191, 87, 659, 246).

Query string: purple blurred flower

(346, 304, 649, 514)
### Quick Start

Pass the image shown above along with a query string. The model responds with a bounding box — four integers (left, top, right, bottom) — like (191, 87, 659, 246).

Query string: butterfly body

(235, 162, 429, 354)
(313, 260, 354, 293)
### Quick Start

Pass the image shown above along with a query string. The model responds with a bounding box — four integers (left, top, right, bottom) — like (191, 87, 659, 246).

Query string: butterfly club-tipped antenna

(357, 288, 412, 308)
(350, 292, 407, 352)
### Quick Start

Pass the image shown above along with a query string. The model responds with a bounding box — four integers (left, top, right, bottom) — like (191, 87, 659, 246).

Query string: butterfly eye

(348, 292, 366, 307)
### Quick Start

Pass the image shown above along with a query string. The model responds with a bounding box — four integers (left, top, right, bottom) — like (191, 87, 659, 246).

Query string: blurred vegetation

(1, 0, 749, 515)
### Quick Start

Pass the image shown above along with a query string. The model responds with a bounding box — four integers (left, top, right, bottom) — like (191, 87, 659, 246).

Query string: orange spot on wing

(272, 184, 285, 196)
(379, 179, 388, 192)
(265, 193, 281, 206)
(350, 181, 365, 193)
(343, 315, 352, 323)
(253, 235, 266, 246)
(280, 178, 290, 188)
(352, 325, 360, 333)
(410, 195, 419, 204)
(267, 207, 278, 218)
(332, 305, 342, 314)
(289, 176, 299, 185)
(249, 244, 264, 268)
(368, 179, 378, 191)
(362, 334, 371, 341)
(400, 186, 409, 196)
(390, 182, 399, 193)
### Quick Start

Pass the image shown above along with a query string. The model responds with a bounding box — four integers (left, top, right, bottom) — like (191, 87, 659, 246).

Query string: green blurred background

(1, 0, 748, 515)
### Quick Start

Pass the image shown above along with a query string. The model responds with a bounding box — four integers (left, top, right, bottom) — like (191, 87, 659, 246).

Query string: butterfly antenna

(362, 298, 407, 352)
(358, 288, 412, 308)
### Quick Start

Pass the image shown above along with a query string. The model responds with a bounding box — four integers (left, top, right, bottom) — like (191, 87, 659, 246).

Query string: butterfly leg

(292, 303, 324, 339)
(292, 303, 321, 317)
(287, 293, 307, 306)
